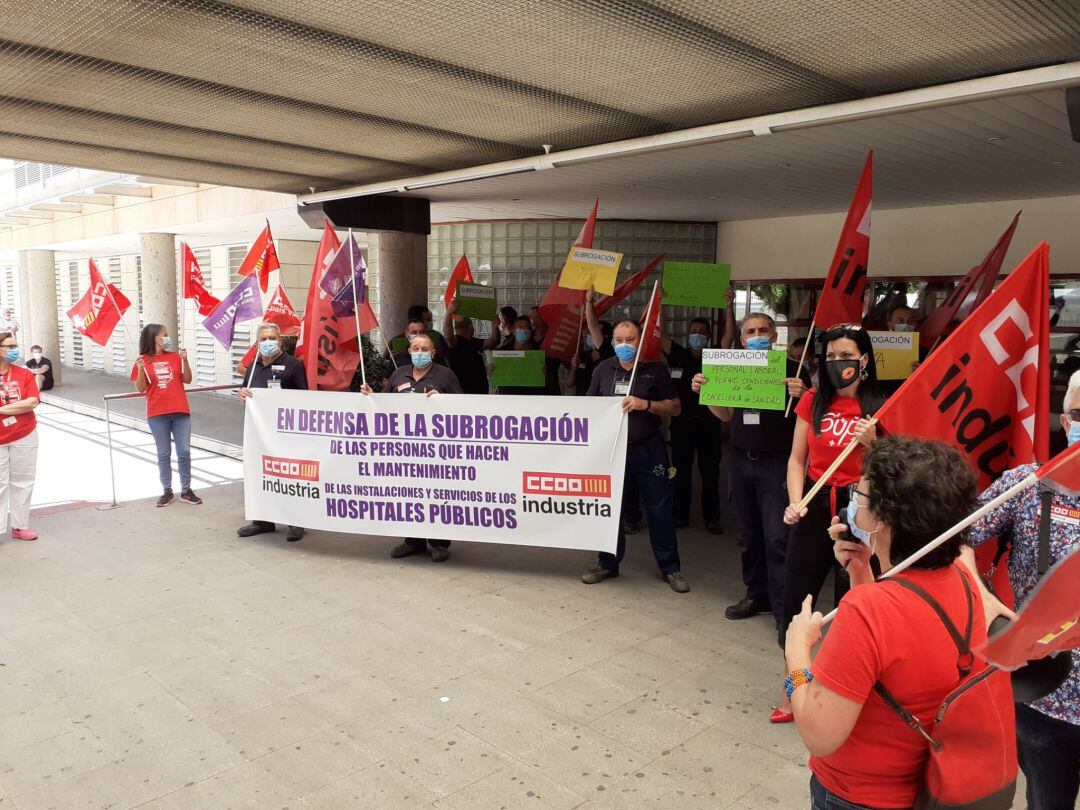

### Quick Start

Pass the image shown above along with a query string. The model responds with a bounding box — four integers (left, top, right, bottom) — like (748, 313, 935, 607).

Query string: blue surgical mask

(613, 342, 636, 363)
(412, 351, 433, 368)
(258, 339, 279, 357)
(515, 329, 531, 344)
(1069, 421, 1080, 447)
(688, 333, 709, 350)
(160, 337, 172, 350)
(892, 324, 915, 333)
(846, 497, 878, 549)
(746, 336, 772, 351)
(584, 334, 597, 350)
(4, 348, 19, 364)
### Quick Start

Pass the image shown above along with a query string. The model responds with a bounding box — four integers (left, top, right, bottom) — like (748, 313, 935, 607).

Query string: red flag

(180, 242, 220, 316)
(66, 258, 131, 346)
(240, 341, 257, 369)
(815, 151, 872, 328)
(539, 201, 600, 362)
(595, 254, 665, 317)
(444, 255, 474, 309)
(237, 222, 281, 293)
(875, 242, 1051, 489)
(295, 221, 360, 391)
(1037, 441, 1080, 496)
(919, 213, 1020, 348)
(974, 544, 1080, 670)
(638, 283, 663, 363)
(264, 285, 301, 336)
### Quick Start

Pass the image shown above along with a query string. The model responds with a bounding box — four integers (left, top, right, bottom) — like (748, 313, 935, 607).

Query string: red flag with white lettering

(444, 255, 474, 309)
(264, 285, 301, 336)
(875, 242, 1051, 488)
(236, 222, 281, 293)
(180, 242, 220, 316)
(66, 258, 131, 345)
(638, 283, 663, 363)
(814, 151, 872, 328)
(1037, 440, 1080, 496)
(295, 221, 361, 391)
(919, 212, 1020, 348)
(540, 201, 599, 362)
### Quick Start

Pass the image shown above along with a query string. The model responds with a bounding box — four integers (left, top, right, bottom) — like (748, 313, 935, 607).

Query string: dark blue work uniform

(666, 342, 722, 528)
(587, 357, 680, 576)
(727, 358, 810, 631)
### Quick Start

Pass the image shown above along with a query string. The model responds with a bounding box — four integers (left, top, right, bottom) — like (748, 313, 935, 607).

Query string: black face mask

(825, 358, 862, 390)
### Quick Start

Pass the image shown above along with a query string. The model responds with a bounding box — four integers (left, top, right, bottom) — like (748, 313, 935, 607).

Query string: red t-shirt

(810, 564, 989, 808)
(131, 354, 189, 419)
(795, 389, 866, 486)
(0, 364, 39, 444)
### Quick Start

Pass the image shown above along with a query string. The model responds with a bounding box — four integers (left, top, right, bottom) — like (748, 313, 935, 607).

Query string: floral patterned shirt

(968, 463, 1079, 726)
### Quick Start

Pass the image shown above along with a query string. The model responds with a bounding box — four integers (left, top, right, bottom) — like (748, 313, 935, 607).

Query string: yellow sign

(870, 331, 920, 381)
(557, 246, 623, 295)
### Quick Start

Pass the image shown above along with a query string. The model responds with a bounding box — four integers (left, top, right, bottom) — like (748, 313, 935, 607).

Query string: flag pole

(610, 280, 659, 462)
(792, 421, 877, 514)
(348, 229, 367, 389)
(784, 317, 815, 417)
(95, 259, 150, 385)
(821, 470, 1038, 626)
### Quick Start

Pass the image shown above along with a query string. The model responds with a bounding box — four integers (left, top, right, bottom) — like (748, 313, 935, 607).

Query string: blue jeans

(148, 413, 191, 492)
(1016, 703, 1080, 810)
(729, 449, 789, 628)
(810, 775, 895, 809)
(601, 434, 680, 576)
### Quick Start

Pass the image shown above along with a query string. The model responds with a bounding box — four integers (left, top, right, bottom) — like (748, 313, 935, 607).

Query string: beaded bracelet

(784, 667, 814, 699)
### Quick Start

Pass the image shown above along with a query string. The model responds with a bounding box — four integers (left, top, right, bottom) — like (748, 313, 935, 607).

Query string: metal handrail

(99, 383, 242, 510)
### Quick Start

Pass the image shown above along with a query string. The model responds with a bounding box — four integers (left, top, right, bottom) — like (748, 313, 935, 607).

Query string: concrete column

(18, 249, 60, 385)
(373, 231, 428, 341)
(138, 232, 177, 340)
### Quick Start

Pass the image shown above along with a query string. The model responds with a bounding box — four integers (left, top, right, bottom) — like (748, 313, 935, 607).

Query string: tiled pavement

(0, 483, 816, 809)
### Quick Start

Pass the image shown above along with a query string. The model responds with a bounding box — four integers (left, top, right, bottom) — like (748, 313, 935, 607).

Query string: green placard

(662, 262, 731, 308)
(698, 348, 786, 410)
(454, 282, 497, 320)
(490, 350, 545, 388)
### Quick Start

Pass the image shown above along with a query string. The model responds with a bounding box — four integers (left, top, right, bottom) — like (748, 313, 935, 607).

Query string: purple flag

(320, 235, 365, 299)
(202, 274, 263, 349)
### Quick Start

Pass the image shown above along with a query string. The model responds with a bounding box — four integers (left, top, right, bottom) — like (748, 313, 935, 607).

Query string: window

(108, 258, 127, 374)
(13, 161, 41, 189)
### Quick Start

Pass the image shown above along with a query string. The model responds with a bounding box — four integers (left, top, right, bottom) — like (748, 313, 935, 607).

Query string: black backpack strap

(1038, 486, 1054, 576)
(873, 683, 942, 751)
(885, 569, 975, 676)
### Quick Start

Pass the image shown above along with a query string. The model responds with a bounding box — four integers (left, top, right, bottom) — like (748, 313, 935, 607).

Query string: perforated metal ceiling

(0, 0, 1078, 193)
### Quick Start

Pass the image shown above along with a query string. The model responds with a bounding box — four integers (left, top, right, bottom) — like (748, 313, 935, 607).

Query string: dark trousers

(601, 434, 680, 576)
(670, 417, 722, 524)
(729, 449, 789, 628)
(251, 520, 303, 532)
(781, 481, 851, 646)
(406, 538, 451, 550)
(1016, 703, 1080, 810)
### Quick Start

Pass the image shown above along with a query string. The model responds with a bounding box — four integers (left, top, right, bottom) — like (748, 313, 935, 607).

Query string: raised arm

(583, 286, 603, 349)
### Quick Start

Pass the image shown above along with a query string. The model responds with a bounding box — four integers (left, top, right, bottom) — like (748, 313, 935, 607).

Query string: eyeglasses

(1070, 409, 1080, 422)
(847, 485, 871, 505)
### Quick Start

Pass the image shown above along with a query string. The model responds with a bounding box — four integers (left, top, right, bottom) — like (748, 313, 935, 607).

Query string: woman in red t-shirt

(132, 324, 199, 507)
(785, 437, 1013, 810)
(0, 330, 41, 541)
(773, 324, 884, 722)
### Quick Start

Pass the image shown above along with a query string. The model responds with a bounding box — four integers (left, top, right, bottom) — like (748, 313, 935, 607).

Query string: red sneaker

(11, 528, 38, 541)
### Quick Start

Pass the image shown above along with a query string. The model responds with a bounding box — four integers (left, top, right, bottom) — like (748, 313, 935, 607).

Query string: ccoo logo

(522, 472, 611, 498)
(262, 455, 319, 482)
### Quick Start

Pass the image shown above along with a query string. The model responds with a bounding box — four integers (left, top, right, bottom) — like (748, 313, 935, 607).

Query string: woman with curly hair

(785, 436, 1014, 809)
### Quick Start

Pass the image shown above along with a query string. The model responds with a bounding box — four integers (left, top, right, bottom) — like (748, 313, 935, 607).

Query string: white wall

(718, 194, 1080, 280)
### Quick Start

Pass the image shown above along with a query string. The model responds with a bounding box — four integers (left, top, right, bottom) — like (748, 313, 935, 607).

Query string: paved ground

(0, 479, 817, 809)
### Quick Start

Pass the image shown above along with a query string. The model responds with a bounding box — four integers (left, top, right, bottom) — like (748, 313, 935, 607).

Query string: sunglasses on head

(827, 323, 864, 332)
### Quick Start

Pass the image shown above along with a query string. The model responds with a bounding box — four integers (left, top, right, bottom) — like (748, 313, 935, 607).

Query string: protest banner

(662, 262, 731, 308)
(869, 330, 920, 380)
(243, 390, 626, 552)
(558, 246, 623, 295)
(490, 350, 545, 388)
(454, 282, 497, 320)
(698, 348, 786, 409)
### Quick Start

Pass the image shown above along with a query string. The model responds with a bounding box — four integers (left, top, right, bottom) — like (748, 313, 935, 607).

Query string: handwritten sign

(662, 262, 731, 308)
(699, 348, 786, 410)
(454, 282, 497, 320)
(869, 331, 920, 380)
(490, 350, 546, 388)
(558, 246, 623, 295)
